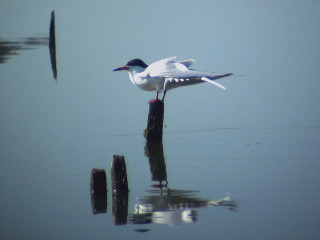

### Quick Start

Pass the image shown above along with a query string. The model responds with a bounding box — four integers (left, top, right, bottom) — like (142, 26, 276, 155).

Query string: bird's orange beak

(113, 65, 129, 71)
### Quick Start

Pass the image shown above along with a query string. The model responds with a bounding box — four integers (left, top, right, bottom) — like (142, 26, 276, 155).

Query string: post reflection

(112, 191, 128, 225)
(144, 142, 168, 191)
(0, 11, 57, 80)
(49, 11, 57, 79)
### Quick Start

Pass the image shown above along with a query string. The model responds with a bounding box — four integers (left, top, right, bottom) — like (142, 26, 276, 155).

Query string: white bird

(113, 56, 233, 101)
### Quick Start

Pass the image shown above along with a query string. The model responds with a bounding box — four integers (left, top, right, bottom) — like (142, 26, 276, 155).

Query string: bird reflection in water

(129, 141, 238, 226)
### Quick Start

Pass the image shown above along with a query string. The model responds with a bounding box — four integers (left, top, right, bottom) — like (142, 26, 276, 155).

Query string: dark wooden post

(90, 169, 107, 214)
(144, 100, 164, 142)
(49, 10, 57, 79)
(111, 155, 128, 194)
(111, 155, 129, 225)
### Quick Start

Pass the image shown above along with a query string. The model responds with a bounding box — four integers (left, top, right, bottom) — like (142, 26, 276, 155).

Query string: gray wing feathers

(164, 70, 232, 79)
(164, 71, 233, 91)
(177, 59, 195, 68)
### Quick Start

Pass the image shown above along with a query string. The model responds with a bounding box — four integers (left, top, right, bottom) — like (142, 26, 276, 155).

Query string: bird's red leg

(161, 90, 166, 102)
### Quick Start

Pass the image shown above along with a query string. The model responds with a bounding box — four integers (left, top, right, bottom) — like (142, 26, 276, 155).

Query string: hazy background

(1, 1, 319, 239)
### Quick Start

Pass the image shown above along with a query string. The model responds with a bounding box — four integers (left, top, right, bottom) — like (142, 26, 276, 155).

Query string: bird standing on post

(113, 56, 233, 101)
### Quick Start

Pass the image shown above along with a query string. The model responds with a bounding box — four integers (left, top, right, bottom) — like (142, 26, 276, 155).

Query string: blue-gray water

(1, 1, 320, 239)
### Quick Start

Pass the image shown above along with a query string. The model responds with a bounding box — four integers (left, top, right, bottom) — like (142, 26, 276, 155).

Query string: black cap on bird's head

(126, 59, 148, 68)
(113, 58, 148, 71)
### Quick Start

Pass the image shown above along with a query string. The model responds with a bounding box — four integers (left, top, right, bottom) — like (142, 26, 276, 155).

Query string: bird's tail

(201, 73, 233, 90)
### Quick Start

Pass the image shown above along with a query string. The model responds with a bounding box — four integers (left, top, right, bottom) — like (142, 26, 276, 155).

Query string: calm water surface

(1, 1, 320, 240)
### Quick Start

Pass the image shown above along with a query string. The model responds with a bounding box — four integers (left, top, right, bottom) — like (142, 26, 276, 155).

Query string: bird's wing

(163, 70, 232, 80)
(162, 70, 233, 91)
(152, 56, 177, 65)
(154, 57, 195, 68)
(177, 59, 195, 68)
(147, 56, 182, 77)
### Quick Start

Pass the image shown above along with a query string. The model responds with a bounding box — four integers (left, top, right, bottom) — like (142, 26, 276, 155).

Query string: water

(1, 1, 320, 239)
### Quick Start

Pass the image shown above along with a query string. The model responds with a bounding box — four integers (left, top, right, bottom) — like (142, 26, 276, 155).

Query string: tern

(113, 56, 233, 101)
